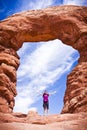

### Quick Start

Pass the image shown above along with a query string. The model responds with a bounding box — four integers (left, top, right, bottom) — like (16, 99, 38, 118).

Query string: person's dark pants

(43, 101, 49, 110)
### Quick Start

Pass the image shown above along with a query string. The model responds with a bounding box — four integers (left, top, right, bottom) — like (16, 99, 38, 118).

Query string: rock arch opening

(0, 5, 87, 113)
(14, 40, 79, 114)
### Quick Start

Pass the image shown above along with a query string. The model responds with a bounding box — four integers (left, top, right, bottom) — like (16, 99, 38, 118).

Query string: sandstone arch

(0, 5, 87, 113)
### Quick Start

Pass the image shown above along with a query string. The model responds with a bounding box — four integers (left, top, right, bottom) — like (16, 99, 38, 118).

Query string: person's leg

(46, 102, 49, 115)
(43, 102, 49, 115)
(45, 102, 49, 115)
(43, 102, 46, 115)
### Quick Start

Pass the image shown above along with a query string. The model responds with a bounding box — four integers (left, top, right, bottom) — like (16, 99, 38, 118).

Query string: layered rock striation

(0, 5, 87, 113)
(0, 45, 20, 112)
(62, 62, 87, 113)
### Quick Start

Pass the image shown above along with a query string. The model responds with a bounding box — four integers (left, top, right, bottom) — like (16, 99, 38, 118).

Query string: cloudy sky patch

(63, 0, 87, 5)
(14, 39, 79, 113)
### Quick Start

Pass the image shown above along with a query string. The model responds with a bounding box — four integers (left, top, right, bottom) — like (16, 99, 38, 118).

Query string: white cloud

(17, 40, 75, 79)
(14, 97, 33, 113)
(18, 0, 87, 11)
(28, 0, 54, 10)
(17, 0, 55, 12)
(63, 0, 86, 5)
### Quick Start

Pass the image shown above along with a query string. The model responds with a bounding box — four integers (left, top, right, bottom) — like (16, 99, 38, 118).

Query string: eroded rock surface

(62, 62, 87, 113)
(0, 46, 20, 112)
(0, 6, 87, 53)
(0, 5, 87, 113)
(0, 112, 87, 130)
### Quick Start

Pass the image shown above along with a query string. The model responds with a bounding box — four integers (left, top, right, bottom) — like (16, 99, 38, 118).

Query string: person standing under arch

(42, 90, 56, 115)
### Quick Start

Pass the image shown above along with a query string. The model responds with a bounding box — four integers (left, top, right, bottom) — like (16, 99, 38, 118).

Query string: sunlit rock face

(62, 62, 87, 113)
(0, 5, 87, 113)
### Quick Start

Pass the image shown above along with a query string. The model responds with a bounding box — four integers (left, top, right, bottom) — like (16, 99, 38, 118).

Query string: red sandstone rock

(62, 62, 87, 113)
(0, 51, 19, 112)
(0, 6, 87, 54)
(0, 63, 16, 82)
(0, 5, 87, 114)
(0, 112, 87, 130)
(0, 52, 19, 69)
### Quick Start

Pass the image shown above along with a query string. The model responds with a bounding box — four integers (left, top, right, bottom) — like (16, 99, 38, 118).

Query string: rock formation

(62, 62, 87, 113)
(0, 5, 87, 113)
(0, 112, 87, 130)
(0, 46, 20, 112)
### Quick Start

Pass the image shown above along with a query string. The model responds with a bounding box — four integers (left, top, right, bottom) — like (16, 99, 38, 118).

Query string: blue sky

(0, 0, 86, 114)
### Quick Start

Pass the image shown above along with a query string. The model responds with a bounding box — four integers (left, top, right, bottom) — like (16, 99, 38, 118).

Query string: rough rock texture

(0, 5, 87, 113)
(0, 6, 87, 53)
(0, 112, 87, 130)
(62, 62, 87, 113)
(0, 46, 20, 112)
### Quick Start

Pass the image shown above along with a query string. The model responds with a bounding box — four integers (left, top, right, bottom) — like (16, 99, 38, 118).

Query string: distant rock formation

(0, 5, 87, 113)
